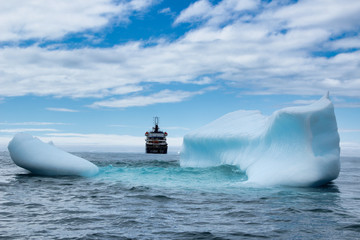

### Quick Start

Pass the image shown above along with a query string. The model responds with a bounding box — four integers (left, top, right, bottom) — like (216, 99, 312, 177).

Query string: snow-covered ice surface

(8, 133, 99, 177)
(181, 93, 340, 187)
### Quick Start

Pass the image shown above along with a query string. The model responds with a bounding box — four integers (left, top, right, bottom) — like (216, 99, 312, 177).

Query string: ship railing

(146, 140, 167, 144)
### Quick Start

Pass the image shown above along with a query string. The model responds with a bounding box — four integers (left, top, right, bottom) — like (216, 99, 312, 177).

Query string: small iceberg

(180, 93, 340, 187)
(8, 133, 99, 177)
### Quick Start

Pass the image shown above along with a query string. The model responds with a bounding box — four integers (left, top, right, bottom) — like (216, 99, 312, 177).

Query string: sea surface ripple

(0, 152, 359, 239)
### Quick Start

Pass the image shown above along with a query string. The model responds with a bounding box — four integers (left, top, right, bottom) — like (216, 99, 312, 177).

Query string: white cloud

(0, 45, 146, 98)
(0, 136, 12, 150)
(269, 0, 360, 34)
(193, 76, 213, 85)
(42, 133, 183, 152)
(330, 36, 360, 50)
(0, 0, 156, 42)
(0, 122, 67, 126)
(0, 0, 360, 103)
(0, 128, 58, 133)
(44, 133, 144, 146)
(321, 78, 342, 87)
(340, 141, 360, 157)
(159, 7, 171, 14)
(174, 0, 212, 25)
(164, 126, 190, 131)
(0, 132, 183, 152)
(292, 99, 317, 105)
(339, 129, 360, 133)
(175, 0, 259, 26)
(46, 108, 79, 112)
(89, 89, 207, 108)
(334, 103, 360, 108)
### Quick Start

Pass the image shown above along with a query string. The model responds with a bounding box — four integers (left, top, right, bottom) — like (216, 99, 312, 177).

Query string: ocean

(0, 151, 359, 239)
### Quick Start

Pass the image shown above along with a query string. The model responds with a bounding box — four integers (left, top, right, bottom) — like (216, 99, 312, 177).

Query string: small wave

(163, 231, 271, 240)
(342, 224, 360, 233)
(128, 194, 173, 201)
(305, 208, 334, 213)
(25, 203, 44, 209)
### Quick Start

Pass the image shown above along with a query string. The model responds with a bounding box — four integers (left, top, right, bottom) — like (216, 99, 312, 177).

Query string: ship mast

(154, 116, 159, 133)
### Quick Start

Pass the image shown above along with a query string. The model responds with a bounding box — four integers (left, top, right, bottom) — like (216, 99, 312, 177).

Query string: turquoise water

(1, 152, 359, 239)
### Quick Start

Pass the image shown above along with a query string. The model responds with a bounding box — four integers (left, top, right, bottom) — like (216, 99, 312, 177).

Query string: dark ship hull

(146, 144, 168, 154)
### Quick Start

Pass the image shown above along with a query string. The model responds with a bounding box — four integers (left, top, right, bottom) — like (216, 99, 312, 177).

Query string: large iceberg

(181, 93, 340, 187)
(8, 133, 99, 177)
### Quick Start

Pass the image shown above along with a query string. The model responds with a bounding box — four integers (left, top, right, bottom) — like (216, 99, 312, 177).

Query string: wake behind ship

(145, 117, 168, 154)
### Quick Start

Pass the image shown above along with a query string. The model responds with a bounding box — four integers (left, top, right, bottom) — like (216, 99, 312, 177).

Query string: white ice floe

(181, 93, 340, 187)
(8, 133, 99, 177)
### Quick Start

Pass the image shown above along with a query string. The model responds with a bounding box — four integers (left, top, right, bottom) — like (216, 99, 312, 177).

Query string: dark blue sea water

(1, 152, 359, 239)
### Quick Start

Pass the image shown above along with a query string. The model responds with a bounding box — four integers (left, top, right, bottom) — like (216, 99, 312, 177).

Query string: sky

(0, 0, 359, 155)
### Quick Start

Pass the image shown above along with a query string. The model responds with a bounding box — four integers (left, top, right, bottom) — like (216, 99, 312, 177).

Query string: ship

(145, 117, 168, 154)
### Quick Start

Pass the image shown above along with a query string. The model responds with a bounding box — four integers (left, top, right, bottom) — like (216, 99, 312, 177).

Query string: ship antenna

(154, 116, 159, 132)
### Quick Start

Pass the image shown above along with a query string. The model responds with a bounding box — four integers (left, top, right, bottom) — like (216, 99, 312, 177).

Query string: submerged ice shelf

(181, 93, 340, 187)
(8, 133, 99, 177)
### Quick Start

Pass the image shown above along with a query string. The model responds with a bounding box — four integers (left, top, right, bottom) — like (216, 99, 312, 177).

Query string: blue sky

(0, 0, 360, 155)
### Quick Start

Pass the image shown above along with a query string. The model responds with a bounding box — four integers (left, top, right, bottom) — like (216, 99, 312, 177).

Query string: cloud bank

(0, 0, 359, 107)
(0, 0, 156, 42)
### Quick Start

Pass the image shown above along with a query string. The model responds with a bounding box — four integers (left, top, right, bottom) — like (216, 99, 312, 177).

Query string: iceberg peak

(180, 95, 340, 187)
(325, 91, 330, 99)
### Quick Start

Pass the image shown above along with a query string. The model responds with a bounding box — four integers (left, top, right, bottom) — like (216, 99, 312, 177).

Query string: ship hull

(146, 144, 168, 154)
